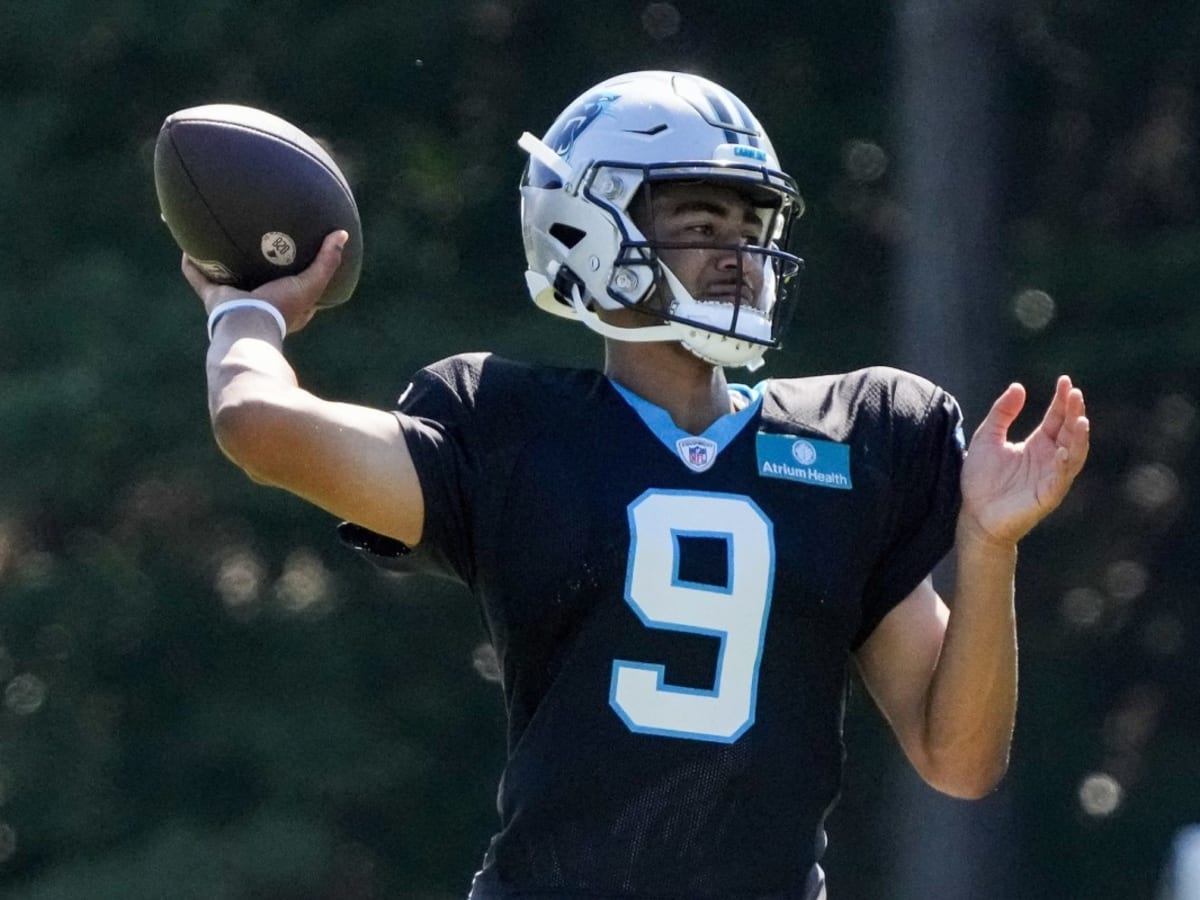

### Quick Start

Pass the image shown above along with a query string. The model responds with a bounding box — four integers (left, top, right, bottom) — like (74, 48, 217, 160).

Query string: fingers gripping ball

(154, 104, 362, 308)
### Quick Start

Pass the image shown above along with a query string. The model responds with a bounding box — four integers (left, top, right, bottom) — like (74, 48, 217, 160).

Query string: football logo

(676, 436, 719, 473)
(261, 231, 297, 267)
(191, 258, 236, 283)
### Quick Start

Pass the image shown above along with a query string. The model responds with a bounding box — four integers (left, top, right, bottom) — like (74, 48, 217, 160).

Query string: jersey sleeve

(337, 357, 484, 585)
(853, 381, 965, 648)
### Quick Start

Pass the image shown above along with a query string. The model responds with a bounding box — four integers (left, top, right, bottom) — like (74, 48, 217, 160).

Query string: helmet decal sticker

(549, 94, 619, 160)
(671, 75, 760, 147)
(724, 90, 763, 148)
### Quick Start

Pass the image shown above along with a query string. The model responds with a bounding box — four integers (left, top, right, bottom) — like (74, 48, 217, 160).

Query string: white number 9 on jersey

(609, 489, 775, 743)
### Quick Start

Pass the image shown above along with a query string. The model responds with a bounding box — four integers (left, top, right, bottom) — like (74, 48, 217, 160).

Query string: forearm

(206, 306, 299, 407)
(205, 309, 305, 475)
(922, 517, 1018, 796)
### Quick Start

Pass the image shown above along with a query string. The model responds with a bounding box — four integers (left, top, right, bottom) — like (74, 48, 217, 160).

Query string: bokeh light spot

(1104, 559, 1148, 602)
(1078, 772, 1123, 817)
(843, 140, 889, 182)
(4, 673, 47, 716)
(215, 549, 265, 619)
(1060, 586, 1105, 630)
(1123, 463, 1179, 510)
(641, 3, 681, 39)
(274, 548, 333, 616)
(1013, 288, 1056, 330)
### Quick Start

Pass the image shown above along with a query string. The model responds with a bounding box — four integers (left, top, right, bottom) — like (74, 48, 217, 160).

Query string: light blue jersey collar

(609, 379, 763, 473)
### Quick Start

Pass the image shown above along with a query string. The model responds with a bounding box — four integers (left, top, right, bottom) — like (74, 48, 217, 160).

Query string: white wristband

(207, 299, 288, 342)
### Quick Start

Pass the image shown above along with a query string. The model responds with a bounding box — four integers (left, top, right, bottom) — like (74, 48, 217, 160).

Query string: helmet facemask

(604, 172, 802, 369)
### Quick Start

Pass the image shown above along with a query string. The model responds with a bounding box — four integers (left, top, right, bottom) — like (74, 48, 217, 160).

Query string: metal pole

(890, 1, 1014, 898)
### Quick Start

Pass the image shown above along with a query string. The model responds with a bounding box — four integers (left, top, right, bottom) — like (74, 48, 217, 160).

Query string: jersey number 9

(610, 490, 775, 743)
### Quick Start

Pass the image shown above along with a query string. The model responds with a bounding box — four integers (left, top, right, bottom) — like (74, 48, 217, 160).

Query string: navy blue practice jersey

(345, 352, 964, 899)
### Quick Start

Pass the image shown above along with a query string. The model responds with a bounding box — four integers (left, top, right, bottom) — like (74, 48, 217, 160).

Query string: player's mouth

(701, 281, 760, 308)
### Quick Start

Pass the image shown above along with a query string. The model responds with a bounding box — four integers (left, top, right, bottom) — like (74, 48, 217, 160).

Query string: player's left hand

(959, 375, 1090, 546)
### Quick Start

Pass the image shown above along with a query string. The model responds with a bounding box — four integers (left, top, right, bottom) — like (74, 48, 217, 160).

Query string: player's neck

(604, 339, 735, 435)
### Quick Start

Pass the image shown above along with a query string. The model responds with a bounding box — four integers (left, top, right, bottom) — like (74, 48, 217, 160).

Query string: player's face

(639, 181, 769, 311)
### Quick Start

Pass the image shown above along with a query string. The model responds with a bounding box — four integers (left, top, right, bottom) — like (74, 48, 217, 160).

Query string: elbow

(210, 398, 284, 486)
(930, 773, 1006, 802)
(919, 752, 1009, 800)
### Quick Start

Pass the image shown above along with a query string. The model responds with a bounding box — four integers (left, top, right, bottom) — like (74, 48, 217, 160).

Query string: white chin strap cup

(569, 285, 768, 371)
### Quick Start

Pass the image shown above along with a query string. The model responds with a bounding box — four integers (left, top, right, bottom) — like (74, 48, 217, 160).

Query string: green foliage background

(0, 1, 1197, 897)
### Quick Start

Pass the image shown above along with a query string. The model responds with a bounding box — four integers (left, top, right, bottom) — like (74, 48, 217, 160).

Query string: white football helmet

(519, 70, 804, 370)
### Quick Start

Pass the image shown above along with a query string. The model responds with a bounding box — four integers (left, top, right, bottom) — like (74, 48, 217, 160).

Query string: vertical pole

(895, 0, 1005, 409)
(890, 1, 1015, 898)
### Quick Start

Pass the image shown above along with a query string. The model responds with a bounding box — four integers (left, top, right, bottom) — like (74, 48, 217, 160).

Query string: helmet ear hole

(552, 266, 586, 307)
(549, 223, 586, 249)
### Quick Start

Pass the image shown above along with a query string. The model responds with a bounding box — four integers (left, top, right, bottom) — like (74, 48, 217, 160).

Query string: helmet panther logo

(549, 94, 618, 159)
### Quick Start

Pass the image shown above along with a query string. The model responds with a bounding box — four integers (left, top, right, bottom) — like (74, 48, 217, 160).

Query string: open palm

(960, 376, 1090, 545)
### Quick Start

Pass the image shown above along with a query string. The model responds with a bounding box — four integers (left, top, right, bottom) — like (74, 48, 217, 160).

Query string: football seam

(175, 118, 358, 210)
(165, 125, 260, 275)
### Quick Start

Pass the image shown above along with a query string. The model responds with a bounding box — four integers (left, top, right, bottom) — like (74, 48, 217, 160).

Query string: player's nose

(713, 245, 764, 287)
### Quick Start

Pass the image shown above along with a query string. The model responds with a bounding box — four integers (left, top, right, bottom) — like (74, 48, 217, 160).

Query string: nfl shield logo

(676, 436, 719, 473)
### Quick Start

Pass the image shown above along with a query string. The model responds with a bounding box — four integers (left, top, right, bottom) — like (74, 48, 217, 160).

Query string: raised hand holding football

(154, 104, 362, 309)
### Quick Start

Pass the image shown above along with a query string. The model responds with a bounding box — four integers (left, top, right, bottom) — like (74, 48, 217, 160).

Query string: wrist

(207, 299, 287, 342)
(955, 514, 1019, 559)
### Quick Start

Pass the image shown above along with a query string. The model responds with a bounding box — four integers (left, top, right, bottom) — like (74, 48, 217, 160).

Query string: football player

(184, 71, 1089, 899)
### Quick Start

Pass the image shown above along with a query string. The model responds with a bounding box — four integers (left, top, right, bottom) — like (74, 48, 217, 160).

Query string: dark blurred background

(1, 1, 1197, 897)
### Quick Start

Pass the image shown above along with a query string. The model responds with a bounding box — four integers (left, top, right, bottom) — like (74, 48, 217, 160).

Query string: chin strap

(570, 284, 768, 371)
(567, 284, 677, 343)
(526, 236, 772, 370)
